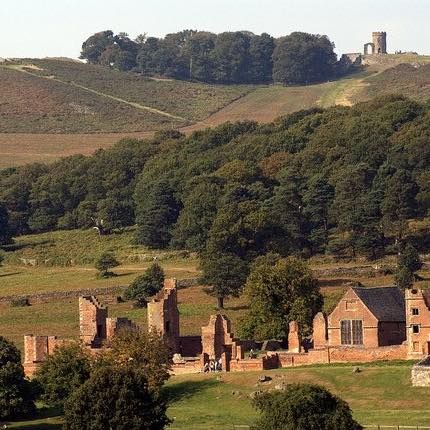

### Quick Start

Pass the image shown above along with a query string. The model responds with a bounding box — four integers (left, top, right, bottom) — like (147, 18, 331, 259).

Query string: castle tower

(372, 32, 387, 54)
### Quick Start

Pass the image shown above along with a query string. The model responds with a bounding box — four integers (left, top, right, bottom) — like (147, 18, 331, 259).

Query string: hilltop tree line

(80, 30, 339, 85)
(0, 95, 429, 267)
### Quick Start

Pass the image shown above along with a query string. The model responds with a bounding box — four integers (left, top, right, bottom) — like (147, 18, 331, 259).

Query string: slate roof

(352, 286, 405, 322)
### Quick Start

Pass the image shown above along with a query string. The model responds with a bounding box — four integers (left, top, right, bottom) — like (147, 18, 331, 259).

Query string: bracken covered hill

(0, 55, 430, 167)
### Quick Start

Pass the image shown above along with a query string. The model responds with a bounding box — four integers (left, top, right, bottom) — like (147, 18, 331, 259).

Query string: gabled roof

(352, 286, 405, 322)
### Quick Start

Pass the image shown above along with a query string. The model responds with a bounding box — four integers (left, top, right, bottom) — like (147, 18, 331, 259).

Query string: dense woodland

(80, 30, 340, 84)
(1, 95, 429, 264)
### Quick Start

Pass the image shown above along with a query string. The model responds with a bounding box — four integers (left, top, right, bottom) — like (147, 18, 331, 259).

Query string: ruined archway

(364, 43, 375, 55)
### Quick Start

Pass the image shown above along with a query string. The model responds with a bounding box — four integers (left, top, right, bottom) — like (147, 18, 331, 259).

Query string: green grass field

(6, 362, 430, 429)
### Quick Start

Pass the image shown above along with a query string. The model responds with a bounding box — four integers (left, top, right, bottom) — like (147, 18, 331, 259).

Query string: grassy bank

(6, 363, 429, 429)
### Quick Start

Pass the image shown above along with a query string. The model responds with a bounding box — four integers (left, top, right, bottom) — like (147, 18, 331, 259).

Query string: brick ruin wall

(147, 279, 180, 353)
(23, 335, 70, 377)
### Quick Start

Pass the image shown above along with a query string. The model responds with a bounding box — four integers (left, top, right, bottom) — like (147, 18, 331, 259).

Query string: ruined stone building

(405, 288, 430, 358)
(23, 279, 430, 377)
(364, 31, 387, 55)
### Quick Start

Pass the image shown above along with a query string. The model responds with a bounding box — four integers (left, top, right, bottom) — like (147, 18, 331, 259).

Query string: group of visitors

(203, 358, 222, 372)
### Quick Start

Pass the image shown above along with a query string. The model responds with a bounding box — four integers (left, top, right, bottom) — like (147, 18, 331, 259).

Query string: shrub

(95, 251, 120, 277)
(252, 383, 362, 430)
(63, 366, 170, 430)
(124, 262, 164, 306)
(0, 336, 36, 420)
(10, 297, 30, 307)
(103, 328, 170, 391)
(35, 343, 92, 409)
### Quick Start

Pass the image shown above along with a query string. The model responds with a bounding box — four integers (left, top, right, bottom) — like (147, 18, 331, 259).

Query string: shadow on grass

(2, 240, 53, 252)
(115, 272, 136, 278)
(0, 272, 21, 277)
(10, 423, 62, 430)
(225, 304, 249, 311)
(318, 278, 352, 288)
(6, 406, 63, 430)
(164, 379, 219, 404)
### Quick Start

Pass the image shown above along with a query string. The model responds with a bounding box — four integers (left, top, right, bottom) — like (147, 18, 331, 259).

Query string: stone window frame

(340, 319, 363, 346)
(412, 308, 420, 316)
(412, 324, 420, 334)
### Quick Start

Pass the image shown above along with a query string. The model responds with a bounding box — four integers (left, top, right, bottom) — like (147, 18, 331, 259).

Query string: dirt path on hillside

(334, 78, 371, 106)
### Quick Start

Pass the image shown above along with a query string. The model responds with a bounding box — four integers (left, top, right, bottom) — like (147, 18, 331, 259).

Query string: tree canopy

(1, 96, 430, 266)
(0, 336, 36, 420)
(124, 262, 165, 306)
(273, 32, 337, 84)
(35, 343, 92, 409)
(63, 366, 170, 430)
(80, 29, 338, 84)
(239, 255, 322, 340)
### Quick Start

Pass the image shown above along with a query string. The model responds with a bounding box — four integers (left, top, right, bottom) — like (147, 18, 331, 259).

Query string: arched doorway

(364, 43, 375, 55)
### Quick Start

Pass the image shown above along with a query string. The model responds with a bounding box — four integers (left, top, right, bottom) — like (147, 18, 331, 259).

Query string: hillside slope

(1, 55, 430, 167)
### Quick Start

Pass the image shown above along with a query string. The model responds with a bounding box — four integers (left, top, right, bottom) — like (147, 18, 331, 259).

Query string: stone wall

(0, 278, 199, 305)
(411, 357, 430, 387)
(277, 344, 407, 367)
(106, 317, 137, 342)
(147, 279, 180, 353)
(23, 335, 69, 377)
(201, 314, 236, 360)
(406, 288, 430, 359)
(313, 312, 327, 348)
(79, 296, 108, 347)
(179, 336, 202, 357)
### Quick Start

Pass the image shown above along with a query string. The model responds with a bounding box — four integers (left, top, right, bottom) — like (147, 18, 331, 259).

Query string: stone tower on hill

(364, 31, 387, 55)
(373, 32, 387, 54)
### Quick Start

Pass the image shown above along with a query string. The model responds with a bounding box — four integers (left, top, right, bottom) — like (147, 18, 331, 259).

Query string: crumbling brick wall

(106, 317, 137, 342)
(201, 314, 237, 360)
(79, 296, 108, 347)
(147, 279, 180, 353)
(23, 335, 67, 377)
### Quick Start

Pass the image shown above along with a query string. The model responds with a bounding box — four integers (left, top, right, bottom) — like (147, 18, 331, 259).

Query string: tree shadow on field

(0, 271, 21, 277)
(7, 405, 63, 430)
(225, 304, 249, 311)
(318, 278, 353, 288)
(11, 424, 62, 430)
(114, 272, 135, 278)
(164, 379, 219, 404)
(2, 240, 53, 252)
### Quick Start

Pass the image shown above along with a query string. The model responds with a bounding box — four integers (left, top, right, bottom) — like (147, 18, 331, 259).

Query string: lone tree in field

(0, 336, 36, 420)
(124, 262, 165, 307)
(239, 255, 322, 340)
(63, 366, 170, 430)
(252, 383, 362, 430)
(35, 343, 92, 409)
(272, 32, 337, 85)
(95, 251, 120, 277)
(200, 251, 249, 309)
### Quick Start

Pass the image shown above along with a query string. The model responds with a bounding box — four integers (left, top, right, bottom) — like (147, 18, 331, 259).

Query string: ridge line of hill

(7, 65, 188, 122)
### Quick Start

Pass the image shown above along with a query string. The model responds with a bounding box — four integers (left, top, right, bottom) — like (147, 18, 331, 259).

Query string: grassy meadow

(1, 226, 429, 352)
(6, 362, 430, 429)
